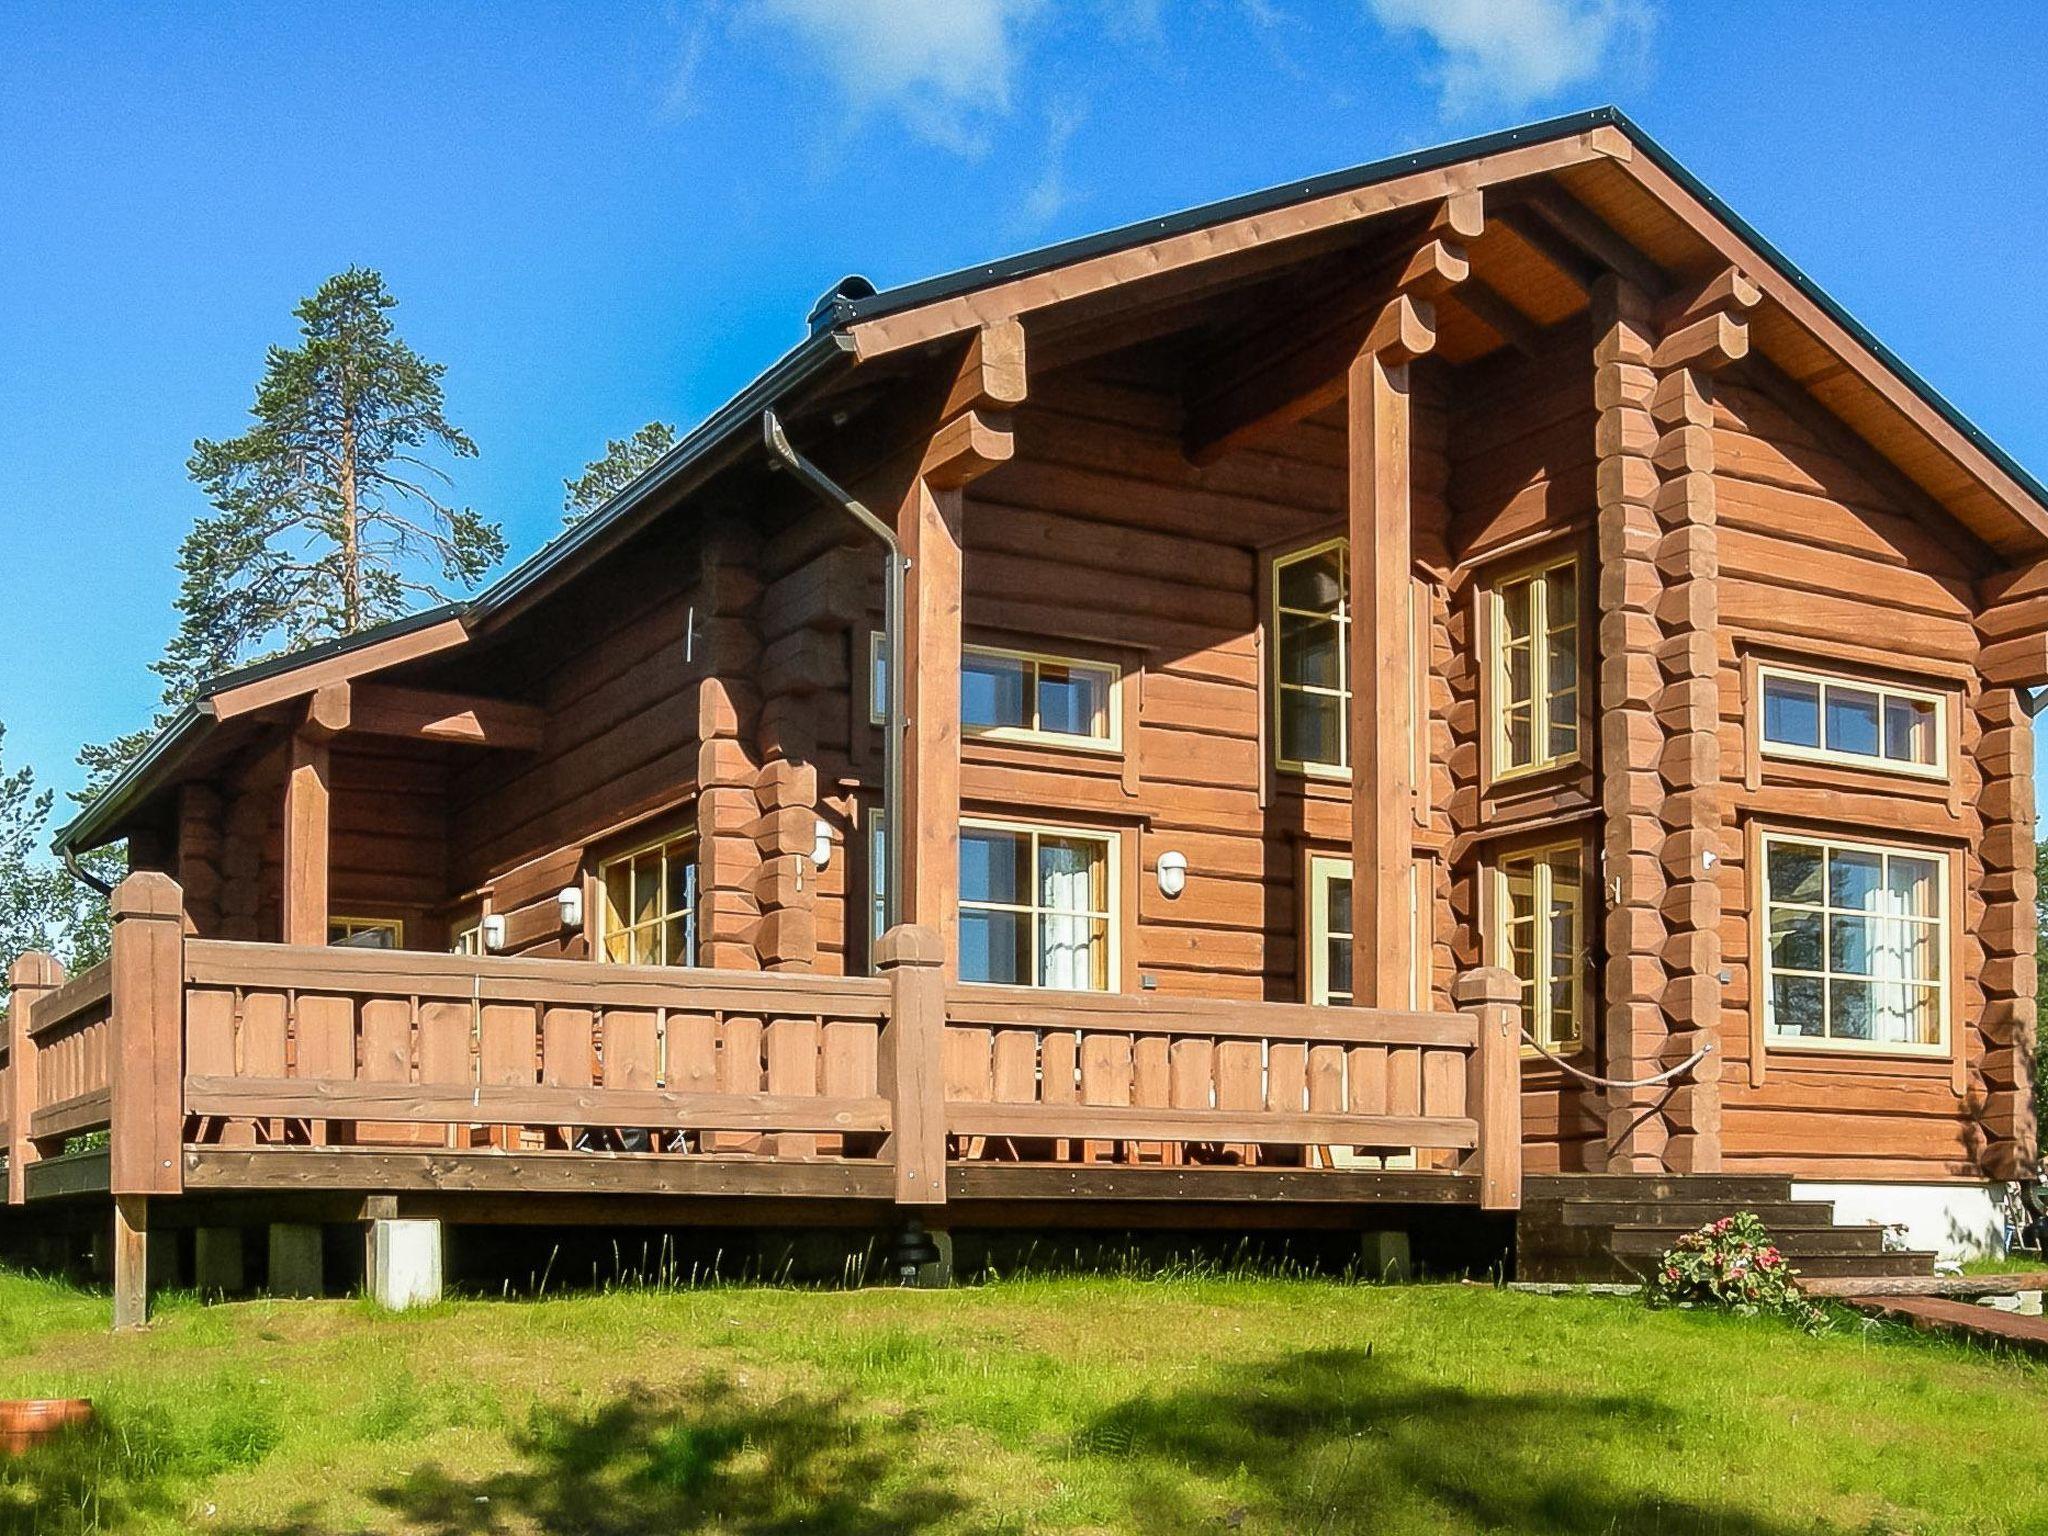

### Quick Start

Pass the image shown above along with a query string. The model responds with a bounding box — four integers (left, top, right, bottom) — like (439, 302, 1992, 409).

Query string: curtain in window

(1038, 838, 1095, 989)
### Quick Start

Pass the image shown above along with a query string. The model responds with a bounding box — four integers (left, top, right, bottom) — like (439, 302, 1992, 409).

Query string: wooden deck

(3, 874, 1525, 1317)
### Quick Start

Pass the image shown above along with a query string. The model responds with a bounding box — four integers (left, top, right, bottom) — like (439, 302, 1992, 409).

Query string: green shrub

(1644, 1213, 1830, 1334)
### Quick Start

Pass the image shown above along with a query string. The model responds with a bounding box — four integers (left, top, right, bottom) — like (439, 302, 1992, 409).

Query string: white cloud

(1022, 100, 1088, 226)
(758, 0, 1047, 153)
(1367, 0, 1654, 113)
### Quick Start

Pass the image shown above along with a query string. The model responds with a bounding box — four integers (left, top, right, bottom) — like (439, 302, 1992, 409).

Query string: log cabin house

(5, 107, 2043, 1320)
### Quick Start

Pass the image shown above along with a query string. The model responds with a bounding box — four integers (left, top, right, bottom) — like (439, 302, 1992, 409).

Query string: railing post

(5, 952, 63, 1206)
(876, 923, 947, 1206)
(1455, 966, 1522, 1211)
(108, 873, 185, 1200)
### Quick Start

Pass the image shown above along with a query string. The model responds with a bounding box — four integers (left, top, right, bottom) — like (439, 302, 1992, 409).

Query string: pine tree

(0, 725, 103, 974)
(563, 421, 677, 524)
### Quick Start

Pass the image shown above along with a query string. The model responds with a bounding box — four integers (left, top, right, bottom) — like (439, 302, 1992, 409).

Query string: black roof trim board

(55, 107, 2048, 856)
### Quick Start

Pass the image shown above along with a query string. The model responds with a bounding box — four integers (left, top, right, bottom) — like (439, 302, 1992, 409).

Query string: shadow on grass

(228, 1374, 967, 1536)
(1071, 1347, 1818, 1536)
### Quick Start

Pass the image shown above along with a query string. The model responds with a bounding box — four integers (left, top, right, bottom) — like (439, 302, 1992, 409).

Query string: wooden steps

(1516, 1174, 1939, 1285)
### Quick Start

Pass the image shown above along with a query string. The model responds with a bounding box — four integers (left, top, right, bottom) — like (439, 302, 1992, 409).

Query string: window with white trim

(330, 916, 403, 949)
(1487, 556, 1581, 779)
(450, 914, 484, 956)
(1759, 665, 1944, 777)
(869, 633, 1118, 749)
(959, 820, 1114, 990)
(1762, 833, 1946, 1050)
(597, 830, 698, 966)
(1271, 538, 1349, 774)
(1488, 842, 1586, 1052)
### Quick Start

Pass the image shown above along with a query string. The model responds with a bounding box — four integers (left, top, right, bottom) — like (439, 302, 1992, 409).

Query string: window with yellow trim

(1758, 665, 1944, 778)
(330, 915, 403, 949)
(869, 633, 1119, 749)
(1306, 854, 1430, 1009)
(959, 820, 1115, 990)
(597, 831, 698, 966)
(1761, 832, 1946, 1051)
(1488, 842, 1586, 1052)
(450, 915, 485, 956)
(1271, 539, 1349, 774)
(1487, 556, 1581, 779)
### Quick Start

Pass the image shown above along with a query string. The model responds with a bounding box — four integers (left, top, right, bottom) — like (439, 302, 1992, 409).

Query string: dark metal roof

(56, 105, 2048, 856)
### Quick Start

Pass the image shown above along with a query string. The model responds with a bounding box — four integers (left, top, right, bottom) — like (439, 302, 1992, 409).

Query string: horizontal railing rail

(25, 959, 113, 1147)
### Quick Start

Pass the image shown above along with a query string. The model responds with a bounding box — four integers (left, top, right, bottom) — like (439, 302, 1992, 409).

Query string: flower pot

(0, 1399, 94, 1455)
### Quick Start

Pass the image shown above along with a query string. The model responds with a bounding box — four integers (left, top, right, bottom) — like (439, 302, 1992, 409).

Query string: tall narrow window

(1488, 557, 1581, 779)
(1272, 538, 1350, 774)
(597, 831, 698, 966)
(1489, 843, 1585, 1052)
(1758, 665, 1944, 777)
(450, 913, 484, 956)
(1761, 833, 1946, 1050)
(1307, 854, 1429, 1009)
(959, 821, 1114, 990)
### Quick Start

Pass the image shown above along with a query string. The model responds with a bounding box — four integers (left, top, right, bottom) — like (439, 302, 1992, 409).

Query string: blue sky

(5, 2, 2048, 814)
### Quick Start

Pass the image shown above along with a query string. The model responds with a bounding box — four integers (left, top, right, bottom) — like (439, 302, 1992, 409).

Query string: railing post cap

(875, 924, 945, 970)
(6, 951, 63, 990)
(110, 871, 183, 921)
(1454, 966, 1520, 1006)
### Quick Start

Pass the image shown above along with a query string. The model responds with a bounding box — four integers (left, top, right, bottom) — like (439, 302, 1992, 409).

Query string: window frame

(1484, 838, 1589, 1057)
(1482, 551, 1586, 786)
(329, 915, 404, 949)
(1755, 663, 1949, 781)
(1303, 852, 1431, 1010)
(449, 911, 485, 957)
(1269, 536, 1352, 780)
(1755, 827, 1953, 1059)
(868, 632, 1122, 753)
(957, 816, 1119, 992)
(593, 826, 700, 968)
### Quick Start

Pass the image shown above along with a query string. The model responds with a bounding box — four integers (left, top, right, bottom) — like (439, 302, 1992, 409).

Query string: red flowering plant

(1644, 1212, 1831, 1334)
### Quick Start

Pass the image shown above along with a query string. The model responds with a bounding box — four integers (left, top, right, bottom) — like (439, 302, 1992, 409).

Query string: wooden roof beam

(1513, 183, 1666, 298)
(1491, 204, 1597, 296)
(1448, 277, 1543, 358)
(349, 684, 544, 751)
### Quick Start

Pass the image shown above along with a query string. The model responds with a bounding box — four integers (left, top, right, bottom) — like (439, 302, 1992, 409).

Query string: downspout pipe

(761, 410, 905, 933)
(63, 845, 114, 898)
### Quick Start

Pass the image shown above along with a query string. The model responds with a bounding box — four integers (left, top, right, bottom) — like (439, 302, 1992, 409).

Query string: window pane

(1546, 689, 1579, 760)
(1762, 675, 1821, 748)
(1327, 874, 1352, 937)
(962, 652, 1030, 730)
(1769, 909, 1823, 972)
(1041, 914, 1105, 989)
(665, 917, 692, 968)
(1326, 937, 1353, 1002)
(1829, 915, 1872, 976)
(1503, 642, 1533, 705)
(603, 861, 632, 934)
(1823, 685, 1881, 757)
(1830, 979, 1873, 1040)
(1901, 920, 1941, 982)
(960, 829, 1027, 906)
(1828, 849, 1882, 912)
(1279, 612, 1342, 688)
(870, 642, 888, 719)
(1278, 547, 1344, 612)
(1500, 581, 1533, 643)
(1280, 690, 1343, 768)
(632, 850, 662, 926)
(1546, 631, 1578, 694)
(1037, 835, 1105, 914)
(1887, 855, 1939, 918)
(1883, 696, 1937, 764)
(1502, 706, 1532, 768)
(604, 929, 631, 964)
(1037, 662, 1109, 738)
(1771, 974, 1824, 1037)
(1767, 842, 1824, 905)
(959, 909, 1028, 985)
(1545, 564, 1576, 623)
(666, 857, 693, 919)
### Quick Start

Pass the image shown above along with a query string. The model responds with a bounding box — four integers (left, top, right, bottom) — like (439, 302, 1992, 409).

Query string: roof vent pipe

(761, 409, 904, 935)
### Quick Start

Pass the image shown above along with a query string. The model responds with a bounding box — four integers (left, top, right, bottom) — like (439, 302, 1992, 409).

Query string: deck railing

(4, 873, 1523, 1211)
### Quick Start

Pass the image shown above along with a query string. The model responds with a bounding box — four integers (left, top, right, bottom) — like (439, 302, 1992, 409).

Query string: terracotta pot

(0, 1399, 94, 1455)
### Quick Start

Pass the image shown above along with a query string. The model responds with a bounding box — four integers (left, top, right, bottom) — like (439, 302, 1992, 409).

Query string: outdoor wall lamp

(813, 819, 834, 870)
(1157, 850, 1188, 899)
(557, 885, 584, 930)
(480, 914, 508, 953)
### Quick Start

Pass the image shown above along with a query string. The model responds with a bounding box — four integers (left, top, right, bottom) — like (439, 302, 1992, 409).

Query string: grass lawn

(0, 1269, 2044, 1535)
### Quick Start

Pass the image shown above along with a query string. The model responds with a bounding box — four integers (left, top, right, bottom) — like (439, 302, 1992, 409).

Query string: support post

(1455, 965, 1523, 1211)
(1347, 345, 1414, 1008)
(282, 683, 347, 947)
(112, 1194, 148, 1330)
(108, 872, 185, 1199)
(897, 478, 965, 973)
(5, 952, 62, 1206)
(877, 924, 947, 1205)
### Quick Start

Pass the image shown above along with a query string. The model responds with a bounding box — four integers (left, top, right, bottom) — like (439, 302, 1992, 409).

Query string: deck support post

(108, 873, 186, 1201)
(5, 952, 62, 1206)
(877, 924, 948, 1206)
(282, 684, 347, 948)
(267, 1223, 324, 1298)
(112, 1195, 148, 1330)
(1455, 966, 1523, 1211)
(367, 1218, 443, 1310)
(194, 1226, 246, 1296)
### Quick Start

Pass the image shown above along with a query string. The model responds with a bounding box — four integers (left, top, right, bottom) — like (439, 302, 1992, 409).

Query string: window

(1306, 855, 1430, 1009)
(959, 821, 1114, 990)
(1489, 843, 1585, 1052)
(869, 634, 1119, 749)
(1759, 665, 1944, 777)
(1487, 556, 1581, 779)
(450, 915, 484, 957)
(330, 916, 403, 948)
(867, 812, 888, 965)
(1761, 833, 1946, 1051)
(1271, 539, 1350, 774)
(597, 831, 698, 966)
